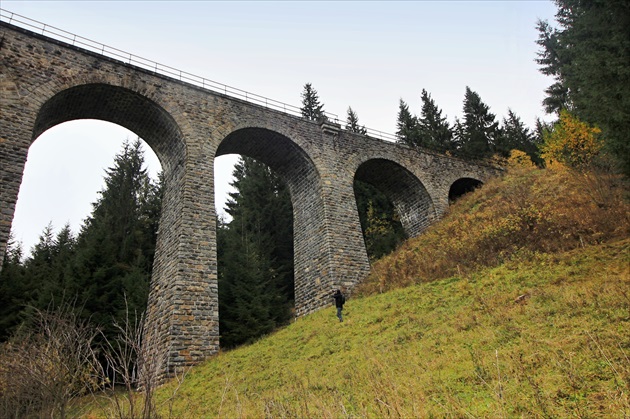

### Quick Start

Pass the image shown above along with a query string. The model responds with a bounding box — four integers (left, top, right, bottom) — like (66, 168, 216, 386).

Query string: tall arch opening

(215, 127, 318, 348)
(353, 178, 406, 261)
(11, 120, 161, 256)
(354, 159, 436, 260)
(3, 121, 164, 343)
(1, 83, 184, 350)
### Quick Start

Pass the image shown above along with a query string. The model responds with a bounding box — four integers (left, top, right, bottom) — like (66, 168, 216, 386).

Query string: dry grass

(357, 162, 629, 296)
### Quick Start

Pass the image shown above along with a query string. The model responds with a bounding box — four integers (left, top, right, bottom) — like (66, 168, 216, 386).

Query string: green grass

(149, 238, 629, 418)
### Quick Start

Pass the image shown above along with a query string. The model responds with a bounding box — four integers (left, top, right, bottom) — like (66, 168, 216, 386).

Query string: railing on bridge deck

(1, 10, 501, 167)
(5, 10, 370, 127)
(0, 9, 403, 143)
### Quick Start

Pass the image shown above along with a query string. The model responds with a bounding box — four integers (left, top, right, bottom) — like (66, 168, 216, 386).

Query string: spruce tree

(34, 224, 76, 310)
(0, 235, 26, 340)
(536, 1, 630, 174)
(535, 19, 571, 114)
(346, 107, 367, 135)
(497, 110, 540, 163)
(218, 157, 294, 348)
(23, 224, 56, 307)
(0, 139, 161, 344)
(66, 139, 161, 337)
(353, 181, 406, 261)
(418, 89, 454, 152)
(0, 224, 77, 340)
(219, 227, 275, 348)
(395, 99, 419, 147)
(300, 83, 325, 121)
(454, 87, 499, 159)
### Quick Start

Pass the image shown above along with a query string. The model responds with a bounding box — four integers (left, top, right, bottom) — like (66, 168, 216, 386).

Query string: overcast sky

(3, 1, 557, 255)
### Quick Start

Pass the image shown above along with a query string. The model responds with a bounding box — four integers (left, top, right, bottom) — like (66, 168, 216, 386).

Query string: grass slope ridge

(153, 163, 629, 418)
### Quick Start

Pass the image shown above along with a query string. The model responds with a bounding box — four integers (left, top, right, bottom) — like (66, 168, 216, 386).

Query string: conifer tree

(219, 227, 275, 348)
(66, 139, 161, 337)
(23, 224, 56, 307)
(353, 181, 406, 261)
(454, 87, 499, 159)
(418, 89, 454, 152)
(497, 110, 540, 163)
(300, 83, 325, 121)
(535, 19, 571, 114)
(0, 235, 26, 340)
(0, 139, 161, 344)
(536, 0, 630, 174)
(395, 99, 419, 147)
(218, 157, 294, 348)
(32, 224, 76, 310)
(346, 107, 367, 135)
(0, 225, 77, 340)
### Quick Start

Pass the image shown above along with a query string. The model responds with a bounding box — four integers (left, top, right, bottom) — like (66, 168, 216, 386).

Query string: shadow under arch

(215, 127, 322, 217)
(449, 177, 483, 203)
(216, 127, 318, 183)
(32, 83, 185, 172)
(355, 158, 436, 238)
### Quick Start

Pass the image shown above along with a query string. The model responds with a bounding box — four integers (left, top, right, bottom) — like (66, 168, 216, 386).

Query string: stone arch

(18, 82, 207, 378)
(216, 126, 316, 181)
(355, 158, 436, 238)
(32, 83, 185, 172)
(449, 177, 483, 202)
(215, 126, 327, 316)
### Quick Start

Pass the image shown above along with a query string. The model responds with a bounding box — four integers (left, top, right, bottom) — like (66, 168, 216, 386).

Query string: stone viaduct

(0, 19, 499, 376)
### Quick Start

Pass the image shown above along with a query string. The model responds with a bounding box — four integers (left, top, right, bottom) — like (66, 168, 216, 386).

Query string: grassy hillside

(96, 159, 629, 418)
(148, 239, 628, 418)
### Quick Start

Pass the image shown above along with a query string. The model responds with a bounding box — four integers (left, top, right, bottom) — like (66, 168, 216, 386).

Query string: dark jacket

(333, 291, 345, 308)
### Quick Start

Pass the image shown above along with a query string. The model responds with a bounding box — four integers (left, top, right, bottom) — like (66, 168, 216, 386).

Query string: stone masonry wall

(0, 22, 499, 377)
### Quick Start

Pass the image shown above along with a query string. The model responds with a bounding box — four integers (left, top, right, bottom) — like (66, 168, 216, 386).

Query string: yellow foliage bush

(507, 149, 535, 169)
(540, 110, 603, 170)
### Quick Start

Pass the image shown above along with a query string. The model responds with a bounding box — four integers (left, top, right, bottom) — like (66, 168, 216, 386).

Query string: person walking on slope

(333, 289, 346, 322)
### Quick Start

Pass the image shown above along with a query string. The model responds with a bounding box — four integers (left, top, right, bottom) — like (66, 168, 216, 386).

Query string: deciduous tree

(539, 110, 603, 171)
(0, 304, 101, 419)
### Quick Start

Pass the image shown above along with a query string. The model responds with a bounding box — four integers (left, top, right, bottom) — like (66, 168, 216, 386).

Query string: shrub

(0, 306, 101, 419)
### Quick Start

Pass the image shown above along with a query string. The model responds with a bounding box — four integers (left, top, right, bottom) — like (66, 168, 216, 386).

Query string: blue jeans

(336, 306, 343, 322)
